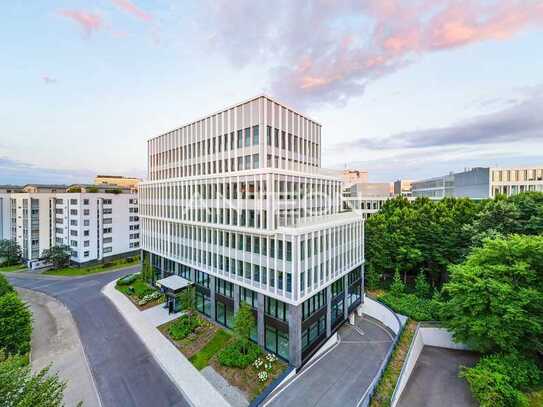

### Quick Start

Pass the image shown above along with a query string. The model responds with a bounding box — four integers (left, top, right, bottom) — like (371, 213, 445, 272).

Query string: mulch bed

(158, 316, 219, 358)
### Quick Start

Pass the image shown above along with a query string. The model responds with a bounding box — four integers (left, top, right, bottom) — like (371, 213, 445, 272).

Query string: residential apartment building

(0, 185, 23, 240)
(95, 175, 142, 190)
(6, 184, 140, 264)
(139, 95, 365, 367)
(412, 166, 543, 200)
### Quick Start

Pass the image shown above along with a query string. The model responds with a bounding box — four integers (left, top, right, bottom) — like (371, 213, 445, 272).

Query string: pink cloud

(209, 0, 543, 107)
(58, 10, 103, 36)
(110, 0, 152, 22)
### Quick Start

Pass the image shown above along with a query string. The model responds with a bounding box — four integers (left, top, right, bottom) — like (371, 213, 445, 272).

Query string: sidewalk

(17, 288, 101, 407)
(102, 280, 230, 407)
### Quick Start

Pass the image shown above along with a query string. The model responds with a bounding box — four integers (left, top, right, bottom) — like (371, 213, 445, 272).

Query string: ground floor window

(265, 325, 289, 360)
(302, 315, 326, 351)
(347, 281, 361, 308)
(196, 291, 211, 317)
(331, 299, 344, 327)
(215, 300, 234, 328)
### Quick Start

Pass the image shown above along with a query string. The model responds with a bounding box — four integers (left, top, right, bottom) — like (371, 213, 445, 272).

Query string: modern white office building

(139, 95, 365, 367)
(412, 166, 543, 200)
(342, 182, 394, 219)
(5, 184, 140, 264)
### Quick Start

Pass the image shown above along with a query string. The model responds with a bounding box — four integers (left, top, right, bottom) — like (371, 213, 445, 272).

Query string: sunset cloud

(208, 0, 543, 107)
(58, 10, 103, 36)
(110, 0, 152, 22)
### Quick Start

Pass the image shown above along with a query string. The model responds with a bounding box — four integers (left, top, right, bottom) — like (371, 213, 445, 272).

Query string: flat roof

(156, 275, 193, 291)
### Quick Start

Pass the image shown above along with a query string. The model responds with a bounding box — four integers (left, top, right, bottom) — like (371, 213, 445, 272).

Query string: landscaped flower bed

(115, 274, 164, 310)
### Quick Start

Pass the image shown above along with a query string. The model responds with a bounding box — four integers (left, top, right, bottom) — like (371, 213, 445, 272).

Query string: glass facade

(265, 325, 289, 360)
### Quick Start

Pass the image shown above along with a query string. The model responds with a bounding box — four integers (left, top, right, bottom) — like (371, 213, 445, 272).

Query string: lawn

(45, 257, 139, 276)
(115, 274, 164, 310)
(0, 264, 26, 272)
(190, 330, 232, 370)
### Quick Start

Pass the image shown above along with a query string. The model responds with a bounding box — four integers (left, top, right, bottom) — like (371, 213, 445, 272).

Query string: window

(196, 291, 211, 316)
(70, 199, 78, 205)
(103, 247, 112, 253)
(240, 287, 257, 308)
(265, 297, 288, 321)
(70, 209, 78, 215)
(84, 240, 90, 247)
(103, 227, 112, 234)
(84, 209, 90, 216)
(103, 208, 112, 215)
(265, 325, 289, 360)
(244, 127, 251, 146)
(302, 315, 326, 351)
(103, 218, 113, 224)
(103, 199, 112, 205)
(302, 290, 327, 321)
(195, 271, 210, 288)
(70, 230, 78, 236)
(252, 125, 259, 145)
(83, 199, 89, 205)
(70, 240, 78, 247)
(70, 219, 78, 226)
(215, 278, 233, 298)
(215, 300, 234, 328)
(84, 230, 89, 236)
(84, 219, 90, 226)
(84, 251, 89, 257)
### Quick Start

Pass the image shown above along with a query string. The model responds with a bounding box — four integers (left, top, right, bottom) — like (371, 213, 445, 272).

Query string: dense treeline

(366, 192, 543, 406)
(365, 192, 543, 288)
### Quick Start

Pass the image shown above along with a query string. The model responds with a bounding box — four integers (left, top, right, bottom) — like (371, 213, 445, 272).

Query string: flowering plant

(265, 362, 272, 371)
(253, 358, 264, 369)
(265, 353, 277, 363)
(257, 371, 268, 382)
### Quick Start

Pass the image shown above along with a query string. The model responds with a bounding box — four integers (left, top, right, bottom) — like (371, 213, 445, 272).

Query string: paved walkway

(18, 288, 101, 407)
(398, 346, 479, 407)
(141, 303, 184, 327)
(5, 268, 189, 407)
(103, 280, 230, 407)
(265, 315, 393, 407)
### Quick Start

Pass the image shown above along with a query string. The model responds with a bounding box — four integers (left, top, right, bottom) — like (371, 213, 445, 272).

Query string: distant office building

(340, 169, 368, 185)
(140, 95, 364, 367)
(393, 179, 412, 197)
(343, 182, 393, 219)
(412, 166, 543, 199)
(95, 175, 141, 189)
(5, 184, 139, 264)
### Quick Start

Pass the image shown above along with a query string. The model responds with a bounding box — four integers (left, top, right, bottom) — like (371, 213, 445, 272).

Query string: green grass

(0, 264, 26, 272)
(44, 257, 139, 276)
(116, 277, 155, 299)
(190, 330, 232, 370)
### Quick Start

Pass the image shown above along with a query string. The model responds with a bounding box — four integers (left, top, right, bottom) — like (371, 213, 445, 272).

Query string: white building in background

(0, 185, 23, 240)
(412, 166, 543, 200)
(5, 184, 140, 264)
(342, 181, 394, 219)
(140, 95, 365, 367)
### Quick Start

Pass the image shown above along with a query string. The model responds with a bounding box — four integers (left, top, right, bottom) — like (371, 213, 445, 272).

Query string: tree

(41, 245, 71, 269)
(0, 240, 22, 267)
(0, 292, 32, 355)
(0, 351, 66, 407)
(415, 270, 431, 299)
(0, 274, 14, 297)
(389, 270, 405, 295)
(442, 235, 543, 355)
(142, 253, 153, 284)
(233, 304, 256, 353)
(180, 287, 195, 315)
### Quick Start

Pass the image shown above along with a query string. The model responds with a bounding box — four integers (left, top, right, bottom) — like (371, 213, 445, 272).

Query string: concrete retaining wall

(358, 295, 403, 335)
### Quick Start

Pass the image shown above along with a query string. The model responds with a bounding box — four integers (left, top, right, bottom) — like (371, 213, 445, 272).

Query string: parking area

(398, 346, 479, 407)
(265, 315, 393, 407)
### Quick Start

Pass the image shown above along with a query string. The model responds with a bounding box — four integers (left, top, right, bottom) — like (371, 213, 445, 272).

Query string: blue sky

(1, 0, 542, 184)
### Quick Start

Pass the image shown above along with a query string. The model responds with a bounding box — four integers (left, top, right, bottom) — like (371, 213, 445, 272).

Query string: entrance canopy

(156, 275, 193, 295)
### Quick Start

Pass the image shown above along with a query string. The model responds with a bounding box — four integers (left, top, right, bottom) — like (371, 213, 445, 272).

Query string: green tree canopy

(0, 351, 66, 407)
(0, 240, 22, 267)
(0, 292, 32, 355)
(41, 245, 71, 269)
(442, 234, 543, 355)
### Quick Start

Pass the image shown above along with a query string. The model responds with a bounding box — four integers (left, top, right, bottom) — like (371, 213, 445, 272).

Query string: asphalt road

(398, 346, 479, 407)
(265, 315, 393, 407)
(6, 268, 189, 407)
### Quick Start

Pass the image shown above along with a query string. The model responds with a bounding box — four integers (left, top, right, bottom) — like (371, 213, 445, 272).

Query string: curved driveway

(6, 267, 189, 407)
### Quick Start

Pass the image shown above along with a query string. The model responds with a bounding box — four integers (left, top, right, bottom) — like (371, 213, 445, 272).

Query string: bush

(379, 292, 440, 321)
(0, 292, 32, 355)
(389, 270, 405, 295)
(218, 339, 262, 368)
(460, 353, 541, 407)
(117, 273, 140, 286)
(101, 262, 114, 269)
(415, 271, 431, 299)
(0, 274, 14, 297)
(137, 291, 162, 306)
(169, 314, 201, 340)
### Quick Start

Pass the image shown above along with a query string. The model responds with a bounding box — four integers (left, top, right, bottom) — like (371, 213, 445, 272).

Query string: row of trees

(0, 274, 66, 405)
(365, 192, 543, 288)
(0, 239, 71, 269)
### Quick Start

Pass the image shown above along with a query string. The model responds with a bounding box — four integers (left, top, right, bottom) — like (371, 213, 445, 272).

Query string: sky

(1, 0, 542, 184)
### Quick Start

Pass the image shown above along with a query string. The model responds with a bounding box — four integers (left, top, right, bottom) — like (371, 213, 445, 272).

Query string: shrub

(0, 274, 14, 297)
(379, 292, 440, 321)
(0, 292, 32, 355)
(460, 353, 541, 407)
(169, 314, 201, 340)
(218, 339, 262, 368)
(415, 271, 431, 299)
(137, 291, 162, 306)
(101, 262, 114, 269)
(117, 273, 140, 286)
